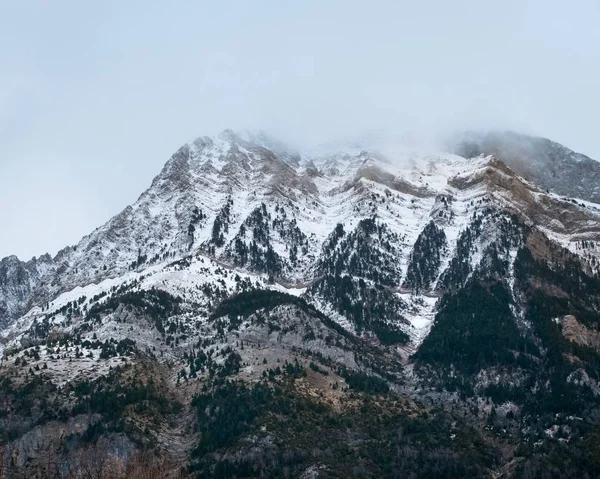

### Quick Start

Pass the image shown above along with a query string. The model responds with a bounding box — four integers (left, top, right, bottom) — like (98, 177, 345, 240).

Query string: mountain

(1, 130, 600, 478)
(452, 130, 600, 203)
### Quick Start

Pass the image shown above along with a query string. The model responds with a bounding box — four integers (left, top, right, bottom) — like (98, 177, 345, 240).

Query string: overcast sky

(1, 0, 599, 260)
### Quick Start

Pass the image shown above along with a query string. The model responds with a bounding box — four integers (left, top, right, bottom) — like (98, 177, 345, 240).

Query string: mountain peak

(2, 128, 600, 476)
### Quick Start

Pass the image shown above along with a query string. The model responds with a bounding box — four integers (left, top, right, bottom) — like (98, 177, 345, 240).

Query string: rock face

(0, 254, 54, 329)
(1, 129, 600, 477)
(452, 130, 600, 203)
(3, 130, 599, 333)
(558, 315, 600, 352)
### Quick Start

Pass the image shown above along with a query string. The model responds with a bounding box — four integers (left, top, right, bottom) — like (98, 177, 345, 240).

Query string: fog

(1, 1, 599, 260)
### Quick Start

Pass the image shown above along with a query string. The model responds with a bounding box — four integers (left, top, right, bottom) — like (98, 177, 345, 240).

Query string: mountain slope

(1, 130, 600, 477)
(452, 130, 600, 203)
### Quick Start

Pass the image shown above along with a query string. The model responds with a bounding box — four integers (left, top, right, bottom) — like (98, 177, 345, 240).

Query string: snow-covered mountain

(2, 128, 599, 372)
(452, 130, 600, 203)
(1, 129, 600, 477)
(2, 130, 598, 336)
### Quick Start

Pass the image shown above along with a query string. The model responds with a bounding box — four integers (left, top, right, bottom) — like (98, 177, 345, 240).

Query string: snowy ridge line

(2, 130, 600, 360)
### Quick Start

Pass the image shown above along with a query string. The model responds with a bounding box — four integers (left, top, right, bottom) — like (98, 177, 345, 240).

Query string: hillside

(1, 130, 600, 478)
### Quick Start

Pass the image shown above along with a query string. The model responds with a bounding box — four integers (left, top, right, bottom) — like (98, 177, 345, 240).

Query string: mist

(1, 0, 599, 260)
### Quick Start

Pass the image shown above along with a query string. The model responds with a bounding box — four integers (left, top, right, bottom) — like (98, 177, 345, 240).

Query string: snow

(399, 294, 439, 345)
(2, 131, 599, 382)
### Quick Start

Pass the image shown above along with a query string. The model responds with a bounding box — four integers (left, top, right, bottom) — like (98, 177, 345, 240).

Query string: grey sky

(1, 1, 599, 260)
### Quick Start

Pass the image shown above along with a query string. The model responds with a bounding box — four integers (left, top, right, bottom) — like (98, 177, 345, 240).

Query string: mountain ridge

(1, 129, 600, 477)
(2, 130, 600, 333)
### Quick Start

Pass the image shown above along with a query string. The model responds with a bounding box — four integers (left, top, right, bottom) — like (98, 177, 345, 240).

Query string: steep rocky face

(0, 254, 54, 329)
(453, 130, 600, 203)
(2, 130, 599, 347)
(1, 130, 600, 477)
(0, 131, 321, 328)
(4, 130, 599, 332)
(557, 314, 600, 353)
